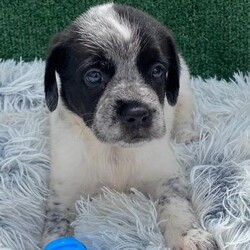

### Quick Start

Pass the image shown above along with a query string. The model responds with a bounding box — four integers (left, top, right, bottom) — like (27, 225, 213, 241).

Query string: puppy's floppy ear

(165, 36, 180, 106)
(44, 36, 66, 112)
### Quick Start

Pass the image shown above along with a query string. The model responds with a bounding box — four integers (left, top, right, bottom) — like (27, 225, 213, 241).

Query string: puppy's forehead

(74, 3, 139, 57)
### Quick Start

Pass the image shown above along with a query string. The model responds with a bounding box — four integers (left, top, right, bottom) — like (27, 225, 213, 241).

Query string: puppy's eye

(151, 64, 165, 79)
(84, 70, 103, 87)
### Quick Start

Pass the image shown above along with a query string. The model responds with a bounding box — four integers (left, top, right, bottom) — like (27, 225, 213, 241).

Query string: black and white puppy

(42, 3, 217, 249)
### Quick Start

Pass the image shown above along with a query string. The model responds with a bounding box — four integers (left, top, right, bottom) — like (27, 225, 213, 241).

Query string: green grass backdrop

(0, 0, 249, 78)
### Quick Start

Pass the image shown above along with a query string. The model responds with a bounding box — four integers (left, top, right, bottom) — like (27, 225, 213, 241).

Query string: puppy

(42, 3, 217, 249)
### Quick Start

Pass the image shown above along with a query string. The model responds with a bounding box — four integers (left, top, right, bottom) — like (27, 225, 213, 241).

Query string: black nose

(119, 102, 152, 128)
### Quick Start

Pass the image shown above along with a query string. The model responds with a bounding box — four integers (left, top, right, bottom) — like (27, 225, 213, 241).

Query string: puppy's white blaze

(106, 15, 131, 41)
(89, 3, 131, 41)
(88, 2, 113, 15)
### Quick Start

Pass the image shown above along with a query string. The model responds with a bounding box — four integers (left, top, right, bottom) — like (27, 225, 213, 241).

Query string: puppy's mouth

(130, 134, 147, 141)
(117, 127, 166, 147)
(92, 125, 165, 147)
(121, 136, 149, 146)
(122, 128, 152, 143)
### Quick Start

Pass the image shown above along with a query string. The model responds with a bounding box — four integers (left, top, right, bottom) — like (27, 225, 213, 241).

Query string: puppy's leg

(173, 57, 198, 144)
(149, 173, 217, 249)
(41, 122, 89, 246)
(41, 183, 76, 246)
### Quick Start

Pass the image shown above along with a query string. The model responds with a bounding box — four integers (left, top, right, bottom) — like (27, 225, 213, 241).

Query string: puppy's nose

(120, 103, 151, 127)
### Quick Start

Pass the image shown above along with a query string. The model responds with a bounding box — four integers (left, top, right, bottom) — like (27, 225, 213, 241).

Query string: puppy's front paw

(40, 206, 74, 248)
(172, 125, 200, 144)
(183, 132, 200, 145)
(171, 228, 218, 250)
(41, 219, 70, 247)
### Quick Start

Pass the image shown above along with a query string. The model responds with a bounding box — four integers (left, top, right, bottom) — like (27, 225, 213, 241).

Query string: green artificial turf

(0, 0, 249, 78)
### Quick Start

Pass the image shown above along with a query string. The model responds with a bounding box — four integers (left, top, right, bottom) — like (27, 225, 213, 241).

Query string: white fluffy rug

(0, 60, 249, 250)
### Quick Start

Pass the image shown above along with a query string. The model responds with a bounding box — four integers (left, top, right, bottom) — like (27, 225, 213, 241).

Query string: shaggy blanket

(0, 60, 249, 250)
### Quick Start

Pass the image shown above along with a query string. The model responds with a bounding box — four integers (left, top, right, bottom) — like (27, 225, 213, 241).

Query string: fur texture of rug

(0, 60, 249, 250)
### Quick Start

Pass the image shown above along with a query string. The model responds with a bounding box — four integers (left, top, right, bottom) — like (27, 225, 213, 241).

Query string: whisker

(84, 118, 94, 123)
(79, 113, 95, 118)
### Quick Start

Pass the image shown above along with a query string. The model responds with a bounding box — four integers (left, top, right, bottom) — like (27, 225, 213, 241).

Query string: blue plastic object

(44, 237, 87, 250)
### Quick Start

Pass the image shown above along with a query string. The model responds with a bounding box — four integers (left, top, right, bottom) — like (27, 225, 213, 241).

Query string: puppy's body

(42, 3, 217, 249)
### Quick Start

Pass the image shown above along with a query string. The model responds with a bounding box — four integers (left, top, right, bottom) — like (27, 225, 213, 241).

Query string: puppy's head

(45, 3, 180, 146)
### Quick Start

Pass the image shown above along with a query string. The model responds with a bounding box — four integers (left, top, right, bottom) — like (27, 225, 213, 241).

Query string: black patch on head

(44, 27, 115, 127)
(114, 4, 180, 106)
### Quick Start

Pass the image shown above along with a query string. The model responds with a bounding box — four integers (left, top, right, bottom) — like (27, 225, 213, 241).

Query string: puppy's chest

(86, 146, 136, 192)
(84, 142, 176, 194)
